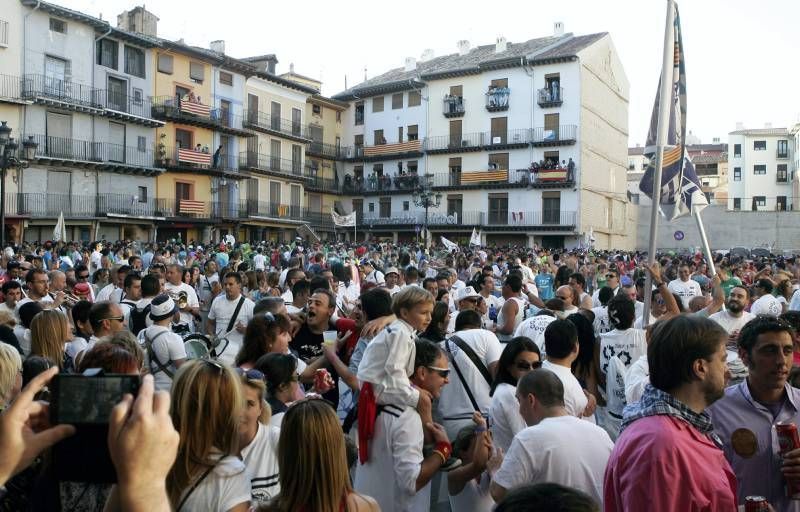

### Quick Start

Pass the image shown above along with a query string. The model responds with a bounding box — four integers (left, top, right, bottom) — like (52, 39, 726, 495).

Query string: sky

(59, 0, 800, 146)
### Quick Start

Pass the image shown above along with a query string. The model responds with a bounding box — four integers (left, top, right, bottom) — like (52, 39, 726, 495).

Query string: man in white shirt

(514, 311, 557, 356)
(710, 286, 756, 343)
(490, 369, 613, 504)
(591, 286, 615, 337)
(592, 269, 620, 307)
(382, 267, 402, 296)
(540, 319, 592, 419)
(667, 264, 702, 310)
(197, 260, 221, 334)
(207, 272, 255, 366)
(252, 247, 267, 271)
(89, 242, 103, 275)
(164, 264, 201, 332)
(138, 294, 186, 392)
(362, 260, 385, 286)
(438, 310, 503, 439)
(750, 278, 782, 317)
(96, 265, 129, 303)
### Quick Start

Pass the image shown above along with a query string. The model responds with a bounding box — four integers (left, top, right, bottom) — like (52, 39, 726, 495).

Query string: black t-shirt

(290, 323, 323, 363)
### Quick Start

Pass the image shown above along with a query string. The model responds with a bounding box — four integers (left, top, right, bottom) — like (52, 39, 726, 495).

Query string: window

(733, 198, 741, 210)
(408, 90, 421, 107)
(292, 145, 302, 174)
(270, 181, 281, 205)
(542, 191, 561, 223)
(490, 117, 508, 143)
(106, 76, 127, 111)
(355, 102, 364, 125)
(407, 125, 418, 141)
(488, 194, 508, 224)
(137, 136, 146, 152)
(397, 126, 403, 143)
(189, 61, 204, 82)
(49, 18, 66, 34)
(447, 195, 463, 217)
(488, 153, 509, 171)
(754, 196, 766, 207)
(374, 129, 385, 145)
(778, 164, 788, 182)
(754, 164, 766, 175)
(407, 160, 418, 173)
(137, 186, 147, 202)
(219, 71, 233, 85)
(733, 144, 741, 158)
(448, 157, 462, 173)
(124, 46, 145, 78)
(0, 19, 8, 47)
(403, 201, 409, 211)
(157, 54, 173, 74)
(379, 197, 391, 218)
(368, 203, 375, 213)
(373, 164, 383, 176)
(777, 196, 787, 211)
(392, 93, 403, 109)
(175, 128, 192, 149)
(733, 167, 741, 181)
(490, 78, 508, 88)
(630, 193, 640, 205)
(175, 182, 193, 201)
(312, 104, 322, 116)
(220, 99, 232, 126)
(133, 88, 143, 106)
(753, 140, 766, 151)
(336, 111, 342, 123)
(292, 108, 302, 136)
(449, 120, 462, 146)
(778, 140, 789, 158)
(97, 39, 118, 69)
(372, 96, 384, 113)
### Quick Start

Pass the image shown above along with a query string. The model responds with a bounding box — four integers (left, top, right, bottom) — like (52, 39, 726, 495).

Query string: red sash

(357, 382, 377, 464)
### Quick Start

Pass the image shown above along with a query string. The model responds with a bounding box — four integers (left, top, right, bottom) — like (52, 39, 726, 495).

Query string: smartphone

(50, 373, 140, 483)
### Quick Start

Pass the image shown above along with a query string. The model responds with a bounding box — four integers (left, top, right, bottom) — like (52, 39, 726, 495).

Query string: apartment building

(333, 26, 630, 249)
(728, 125, 796, 212)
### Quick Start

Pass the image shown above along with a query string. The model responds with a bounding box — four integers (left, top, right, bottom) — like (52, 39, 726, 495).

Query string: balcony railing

(430, 169, 528, 188)
(485, 87, 510, 111)
(424, 132, 486, 152)
(0, 73, 25, 101)
(537, 86, 563, 107)
(97, 90, 161, 125)
(24, 134, 161, 170)
(362, 210, 576, 228)
(484, 128, 530, 147)
(239, 152, 304, 178)
(242, 109, 310, 141)
(443, 96, 465, 118)
(306, 141, 344, 159)
(158, 145, 238, 173)
(532, 125, 577, 145)
(21, 74, 103, 110)
(151, 96, 252, 134)
(777, 150, 789, 159)
(341, 173, 421, 194)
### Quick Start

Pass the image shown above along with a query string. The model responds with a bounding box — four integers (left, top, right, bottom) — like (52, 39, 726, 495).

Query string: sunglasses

(427, 366, 450, 378)
(606, 274, 617, 279)
(515, 361, 543, 371)
(205, 359, 225, 373)
(77, 274, 89, 279)
(235, 367, 266, 381)
(101, 316, 125, 323)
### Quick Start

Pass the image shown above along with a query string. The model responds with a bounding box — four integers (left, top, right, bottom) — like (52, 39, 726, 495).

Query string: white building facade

(727, 126, 795, 212)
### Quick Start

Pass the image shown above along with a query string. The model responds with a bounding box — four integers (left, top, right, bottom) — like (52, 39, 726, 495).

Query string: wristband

(432, 450, 447, 465)
(435, 441, 452, 460)
(474, 425, 487, 433)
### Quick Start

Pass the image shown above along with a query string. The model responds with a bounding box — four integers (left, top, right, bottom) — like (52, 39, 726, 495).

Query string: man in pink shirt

(603, 315, 738, 511)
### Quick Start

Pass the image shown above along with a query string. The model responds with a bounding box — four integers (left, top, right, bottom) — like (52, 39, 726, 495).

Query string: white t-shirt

(354, 404, 430, 512)
(208, 294, 255, 366)
(709, 310, 755, 335)
(448, 472, 494, 512)
(497, 296, 526, 341)
(750, 294, 782, 317)
(138, 325, 186, 392)
(438, 329, 503, 433)
(667, 278, 702, 309)
(514, 315, 556, 356)
(240, 422, 281, 505)
(625, 354, 650, 404)
(492, 415, 613, 505)
(599, 328, 647, 376)
(490, 382, 527, 453)
(198, 273, 220, 311)
(540, 362, 588, 418)
(592, 306, 612, 336)
(165, 281, 201, 329)
(95, 283, 119, 303)
(253, 254, 267, 271)
(177, 453, 252, 512)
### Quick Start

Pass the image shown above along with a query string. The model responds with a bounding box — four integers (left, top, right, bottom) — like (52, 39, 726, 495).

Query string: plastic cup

(323, 330, 338, 347)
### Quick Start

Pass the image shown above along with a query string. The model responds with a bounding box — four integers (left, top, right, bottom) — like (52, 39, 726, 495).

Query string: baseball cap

(456, 286, 481, 302)
(384, 267, 399, 276)
(150, 294, 178, 321)
(620, 276, 634, 287)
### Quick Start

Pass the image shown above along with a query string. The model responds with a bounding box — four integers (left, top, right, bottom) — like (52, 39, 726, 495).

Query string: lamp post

(412, 173, 441, 249)
(0, 122, 38, 248)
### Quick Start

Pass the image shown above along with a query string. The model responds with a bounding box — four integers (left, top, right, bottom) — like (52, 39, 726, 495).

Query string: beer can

(776, 422, 800, 499)
(744, 495, 769, 512)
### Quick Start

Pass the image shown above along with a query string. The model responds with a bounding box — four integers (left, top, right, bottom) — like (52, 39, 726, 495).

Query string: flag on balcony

(638, 2, 707, 221)
(470, 227, 481, 246)
(178, 200, 205, 215)
(179, 98, 211, 117)
(178, 148, 212, 166)
(53, 211, 66, 242)
(331, 209, 356, 227)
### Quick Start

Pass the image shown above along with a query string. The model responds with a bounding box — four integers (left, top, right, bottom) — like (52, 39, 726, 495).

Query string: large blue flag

(639, 2, 707, 221)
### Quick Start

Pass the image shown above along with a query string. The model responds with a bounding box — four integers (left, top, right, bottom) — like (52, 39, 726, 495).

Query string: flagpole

(694, 210, 716, 276)
(642, 0, 676, 327)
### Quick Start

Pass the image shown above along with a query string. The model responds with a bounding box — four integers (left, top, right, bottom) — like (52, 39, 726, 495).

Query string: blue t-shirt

(535, 273, 555, 300)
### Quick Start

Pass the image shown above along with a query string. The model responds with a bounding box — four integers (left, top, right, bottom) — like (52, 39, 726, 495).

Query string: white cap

(457, 286, 480, 302)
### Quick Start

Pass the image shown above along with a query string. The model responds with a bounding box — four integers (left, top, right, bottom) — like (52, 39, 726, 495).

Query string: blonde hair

(273, 399, 352, 512)
(391, 285, 434, 317)
(0, 343, 22, 405)
(240, 375, 272, 424)
(30, 310, 70, 369)
(0, 310, 16, 327)
(168, 360, 243, 506)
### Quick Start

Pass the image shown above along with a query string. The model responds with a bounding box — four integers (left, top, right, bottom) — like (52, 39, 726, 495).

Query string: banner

(638, 2, 707, 221)
(296, 223, 320, 243)
(331, 208, 356, 227)
(441, 236, 458, 252)
(53, 211, 66, 242)
(470, 227, 481, 246)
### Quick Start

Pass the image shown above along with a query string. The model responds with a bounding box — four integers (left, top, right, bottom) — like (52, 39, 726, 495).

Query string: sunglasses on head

(515, 361, 542, 371)
(204, 359, 225, 373)
(235, 367, 266, 381)
(427, 366, 450, 378)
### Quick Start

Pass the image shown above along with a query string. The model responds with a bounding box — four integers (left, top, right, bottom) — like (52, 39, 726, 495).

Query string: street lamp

(0, 122, 38, 248)
(412, 173, 441, 249)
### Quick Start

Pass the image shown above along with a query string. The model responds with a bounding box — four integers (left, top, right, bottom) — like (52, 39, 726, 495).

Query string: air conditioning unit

(492, 136, 501, 144)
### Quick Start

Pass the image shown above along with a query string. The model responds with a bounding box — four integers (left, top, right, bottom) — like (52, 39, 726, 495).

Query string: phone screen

(52, 375, 140, 425)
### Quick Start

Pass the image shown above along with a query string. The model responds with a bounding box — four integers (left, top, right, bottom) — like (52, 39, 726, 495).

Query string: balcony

(0, 74, 30, 104)
(157, 146, 240, 177)
(485, 87, 510, 112)
(24, 134, 163, 175)
(430, 169, 527, 190)
(151, 96, 254, 137)
(362, 210, 576, 231)
(342, 139, 423, 162)
(443, 96, 465, 118)
(531, 125, 577, 146)
(97, 90, 163, 127)
(484, 128, 530, 149)
(21, 74, 104, 113)
(239, 152, 306, 182)
(306, 141, 344, 159)
(537, 86, 563, 108)
(341, 173, 422, 195)
(242, 109, 310, 143)
(424, 132, 486, 154)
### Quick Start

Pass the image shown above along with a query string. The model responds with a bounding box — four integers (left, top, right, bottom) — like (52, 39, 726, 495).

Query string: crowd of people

(2, 236, 800, 511)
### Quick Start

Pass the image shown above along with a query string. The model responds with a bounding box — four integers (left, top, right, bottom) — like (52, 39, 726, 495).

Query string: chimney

(210, 40, 225, 54)
(421, 49, 435, 61)
(764, 122, 773, 129)
(404, 57, 416, 72)
(495, 36, 507, 54)
(457, 40, 470, 56)
(116, 6, 158, 37)
(554, 21, 565, 36)
(735, 121, 744, 131)
(289, 62, 295, 73)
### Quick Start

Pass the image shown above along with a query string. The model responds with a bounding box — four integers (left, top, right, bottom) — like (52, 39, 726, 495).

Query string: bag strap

(176, 463, 216, 512)
(444, 338, 481, 413)
(225, 296, 246, 333)
(145, 330, 174, 378)
(449, 335, 492, 387)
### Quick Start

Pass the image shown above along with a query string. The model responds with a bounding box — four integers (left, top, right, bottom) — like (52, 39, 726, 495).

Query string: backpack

(129, 304, 151, 336)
